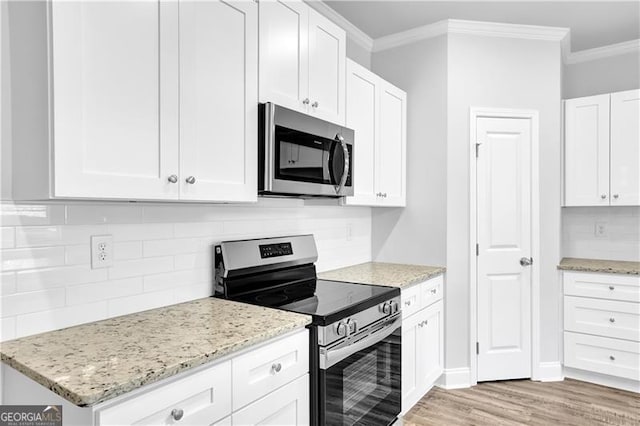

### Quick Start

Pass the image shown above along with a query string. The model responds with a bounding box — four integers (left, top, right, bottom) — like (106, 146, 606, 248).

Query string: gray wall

(563, 52, 640, 99)
(371, 36, 448, 267)
(447, 34, 563, 368)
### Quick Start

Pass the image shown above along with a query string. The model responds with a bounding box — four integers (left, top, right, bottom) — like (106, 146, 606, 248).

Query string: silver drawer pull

(271, 362, 282, 374)
(609, 286, 615, 290)
(609, 355, 616, 361)
(609, 317, 616, 323)
(171, 408, 184, 421)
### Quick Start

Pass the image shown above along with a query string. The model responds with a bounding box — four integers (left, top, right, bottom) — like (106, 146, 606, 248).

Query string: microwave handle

(334, 133, 350, 194)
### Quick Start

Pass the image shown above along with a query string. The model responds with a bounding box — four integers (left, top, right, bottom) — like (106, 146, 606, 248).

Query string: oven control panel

(259, 242, 293, 259)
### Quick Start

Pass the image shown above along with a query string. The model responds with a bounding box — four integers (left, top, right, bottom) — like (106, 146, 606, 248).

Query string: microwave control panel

(259, 242, 293, 259)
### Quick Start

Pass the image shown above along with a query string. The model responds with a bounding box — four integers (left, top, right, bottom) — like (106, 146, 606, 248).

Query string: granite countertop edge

(319, 262, 446, 289)
(557, 257, 640, 275)
(0, 309, 311, 407)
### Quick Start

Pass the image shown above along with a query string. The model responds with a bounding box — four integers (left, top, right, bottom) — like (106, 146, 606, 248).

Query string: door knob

(520, 257, 533, 266)
(185, 176, 196, 184)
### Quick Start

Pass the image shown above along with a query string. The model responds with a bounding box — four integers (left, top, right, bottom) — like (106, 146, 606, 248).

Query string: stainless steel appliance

(214, 235, 401, 426)
(259, 103, 355, 197)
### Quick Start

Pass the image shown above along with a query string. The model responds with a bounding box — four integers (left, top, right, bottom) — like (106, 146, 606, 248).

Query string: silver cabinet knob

(430, 288, 437, 295)
(418, 320, 428, 328)
(609, 355, 615, 361)
(609, 286, 615, 291)
(601, 194, 607, 199)
(613, 194, 619, 199)
(302, 98, 310, 105)
(520, 257, 533, 266)
(609, 317, 616, 323)
(312, 101, 319, 108)
(185, 176, 196, 184)
(171, 408, 184, 421)
(271, 362, 282, 373)
(167, 174, 178, 183)
(404, 300, 411, 306)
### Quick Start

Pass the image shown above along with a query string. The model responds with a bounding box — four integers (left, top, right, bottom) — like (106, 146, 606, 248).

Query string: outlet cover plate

(91, 234, 113, 269)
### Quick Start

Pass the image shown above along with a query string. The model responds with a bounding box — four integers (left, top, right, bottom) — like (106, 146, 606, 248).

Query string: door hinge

(476, 342, 479, 354)
(475, 142, 482, 158)
(476, 243, 479, 256)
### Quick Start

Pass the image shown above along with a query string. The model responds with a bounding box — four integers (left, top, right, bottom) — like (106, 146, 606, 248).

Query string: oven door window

(321, 327, 401, 426)
(275, 126, 345, 185)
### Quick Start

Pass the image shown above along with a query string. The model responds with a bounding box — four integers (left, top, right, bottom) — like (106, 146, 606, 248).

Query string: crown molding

(373, 19, 570, 53)
(565, 39, 640, 65)
(305, 1, 374, 51)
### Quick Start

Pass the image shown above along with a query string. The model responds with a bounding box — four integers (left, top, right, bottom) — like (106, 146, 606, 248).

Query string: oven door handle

(320, 314, 400, 370)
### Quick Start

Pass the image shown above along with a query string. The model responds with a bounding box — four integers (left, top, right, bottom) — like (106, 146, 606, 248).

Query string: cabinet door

(51, 1, 179, 199)
(610, 89, 640, 206)
(564, 94, 611, 206)
(258, 0, 309, 113)
(344, 59, 379, 206)
(417, 301, 443, 389)
(232, 374, 309, 426)
(179, 0, 257, 202)
(378, 81, 407, 206)
(401, 311, 421, 414)
(307, 8, 346, 125)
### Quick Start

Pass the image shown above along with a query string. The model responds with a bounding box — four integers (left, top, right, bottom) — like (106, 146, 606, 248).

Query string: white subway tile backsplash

(66, 277, 143, 306)
(16, 265, 108, 292)
(0, 227, 15, 249)
(1, 288, 65, 317)
(16, 301, 108, 338)
(0, 202, 372, 340)
(2, 247, 66, 271)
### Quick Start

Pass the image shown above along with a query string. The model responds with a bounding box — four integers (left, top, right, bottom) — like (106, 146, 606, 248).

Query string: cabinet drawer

(564, 332, 640, 381)
(421, 275, 443, 308)
(232, 329, 309, 410)
(565, 296, 640, 342)
(232, 374, 309, 426)
(401, 284, 420, 319)
(564, 271, 640, 303)
(97, 360, 231, 426)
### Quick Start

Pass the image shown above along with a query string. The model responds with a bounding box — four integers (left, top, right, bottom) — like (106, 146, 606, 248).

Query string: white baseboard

(536, 362, 564, 382)
(564, 367, 640, 393)
(436, 367, 471, 389)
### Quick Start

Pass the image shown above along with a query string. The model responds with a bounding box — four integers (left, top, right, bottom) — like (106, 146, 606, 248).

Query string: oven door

(318, 314, 401, 426)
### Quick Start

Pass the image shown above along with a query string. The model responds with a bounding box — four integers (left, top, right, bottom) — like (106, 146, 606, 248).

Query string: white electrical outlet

(91, 235, 114, 269)
(595, 221, 608, 238)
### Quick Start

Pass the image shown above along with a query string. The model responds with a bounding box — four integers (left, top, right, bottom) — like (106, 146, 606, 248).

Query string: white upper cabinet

(564, 94, 610, 206)
(610, 89, 640, 206)
(179, 0, 257, 202)
(51, 1, 179, 200)
(259, 0, 346, 125)
(344, 59, 407, 207)
(12, 0, 257, 202)
(564, 90, 640, 207)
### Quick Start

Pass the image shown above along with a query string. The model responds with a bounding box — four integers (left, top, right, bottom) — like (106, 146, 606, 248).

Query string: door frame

(469, 107, 541, 385)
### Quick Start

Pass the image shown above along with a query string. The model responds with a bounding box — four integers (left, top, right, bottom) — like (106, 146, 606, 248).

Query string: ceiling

(324, 1, 640, 52)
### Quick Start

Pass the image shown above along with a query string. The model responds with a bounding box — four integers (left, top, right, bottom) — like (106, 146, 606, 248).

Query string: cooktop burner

(232, 279, 397, 325)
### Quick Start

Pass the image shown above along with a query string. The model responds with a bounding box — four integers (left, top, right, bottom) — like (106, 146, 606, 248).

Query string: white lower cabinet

(232, 375, 309, 426)
(563, 271, 640, 390)
(401, 275, 444, 414)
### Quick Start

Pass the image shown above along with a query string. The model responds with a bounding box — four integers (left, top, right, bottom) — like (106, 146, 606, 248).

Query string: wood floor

(403, 379, 640, 426)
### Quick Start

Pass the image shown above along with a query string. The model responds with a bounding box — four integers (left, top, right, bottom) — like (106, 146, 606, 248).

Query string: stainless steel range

(214, 235, 401, 426)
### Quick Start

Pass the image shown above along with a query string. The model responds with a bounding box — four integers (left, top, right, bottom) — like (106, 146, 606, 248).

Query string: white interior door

(610, 89, 640, 206)
(258, 0, 308, 113)
(344, 59, 379, 206)
(52, 0, 179, 199)
(476, 116, 532, 382)
(378, 81, 406, 206)
(564, 94, 611, 206)
(179, 0, 257, 202)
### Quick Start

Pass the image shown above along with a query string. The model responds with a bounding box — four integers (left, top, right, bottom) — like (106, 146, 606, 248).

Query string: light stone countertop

(558, 258, 640, 275)
(0, 297, 311, 407)
(319, 262, 446, 289)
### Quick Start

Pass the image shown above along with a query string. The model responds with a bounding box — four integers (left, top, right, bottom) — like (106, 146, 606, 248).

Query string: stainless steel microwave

(259, 103, 354, 197)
